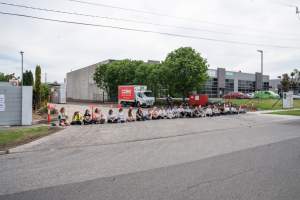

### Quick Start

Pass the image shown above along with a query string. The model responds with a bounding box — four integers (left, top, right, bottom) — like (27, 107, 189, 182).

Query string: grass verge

(226, 99, 300, 111)
(0, 126, 61, 151)
(267, 110, 300, 116)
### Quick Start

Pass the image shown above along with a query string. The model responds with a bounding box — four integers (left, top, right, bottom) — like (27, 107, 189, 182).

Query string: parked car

(246, 93, 255, 99)
(223, 92, 250, 99)
(254, 91, 280, 99)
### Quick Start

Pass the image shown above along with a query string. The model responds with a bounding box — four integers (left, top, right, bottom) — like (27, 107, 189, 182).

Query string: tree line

(280, 69, 300, 93)
(0, 66, 49, 109)
(94, 47, 209, 100)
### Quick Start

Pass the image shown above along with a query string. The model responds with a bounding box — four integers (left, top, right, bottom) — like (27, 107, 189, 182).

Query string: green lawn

(226, 99, 300, 111)
(0, 126, 60, 150)
(268, 110, 300, 116)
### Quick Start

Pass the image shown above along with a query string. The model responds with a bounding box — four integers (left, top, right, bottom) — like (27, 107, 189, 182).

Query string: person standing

(166, 95, 173, 108)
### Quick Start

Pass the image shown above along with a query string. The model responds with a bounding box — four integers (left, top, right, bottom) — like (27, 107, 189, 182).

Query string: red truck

(118, 85, 155, 107)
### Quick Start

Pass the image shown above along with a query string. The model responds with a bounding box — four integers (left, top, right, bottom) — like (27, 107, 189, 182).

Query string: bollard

(47, 104, 51, 124)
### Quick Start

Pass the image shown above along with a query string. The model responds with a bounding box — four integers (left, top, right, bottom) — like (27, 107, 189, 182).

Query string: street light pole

(20, 51, 24, 125)
(257, 50, 264, 91)
(20, 51, 24, 86)
(257, 50, 263, 75)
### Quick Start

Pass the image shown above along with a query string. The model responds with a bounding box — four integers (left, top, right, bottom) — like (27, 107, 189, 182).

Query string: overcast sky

(0, 0, 300, 82)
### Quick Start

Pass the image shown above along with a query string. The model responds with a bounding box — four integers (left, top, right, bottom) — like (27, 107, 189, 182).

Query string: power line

(67, 0, 300, 36)
(0, 2, 246, 36)
(269, 0, 297, 7)
(1, 1, 299, 42)
(1, 11, 300, 49)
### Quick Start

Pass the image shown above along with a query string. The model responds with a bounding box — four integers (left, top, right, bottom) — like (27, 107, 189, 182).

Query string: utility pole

(45, 73, 47, 83)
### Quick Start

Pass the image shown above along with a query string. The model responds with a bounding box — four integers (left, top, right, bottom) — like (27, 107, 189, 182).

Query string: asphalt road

(1, 113, 300, 200)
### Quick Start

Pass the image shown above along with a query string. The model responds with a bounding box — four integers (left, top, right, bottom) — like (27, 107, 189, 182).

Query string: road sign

(0, 94, 5, 112)
(283, 91, 293, 109)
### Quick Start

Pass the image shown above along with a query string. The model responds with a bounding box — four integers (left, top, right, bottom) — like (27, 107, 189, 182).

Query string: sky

(0, 0, 300, 82)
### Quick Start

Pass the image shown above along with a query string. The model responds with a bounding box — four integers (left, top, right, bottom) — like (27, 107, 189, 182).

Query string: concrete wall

(22, 87, 32, 125)
(66, 60, 112, 102)
(0, 86, 32, 126)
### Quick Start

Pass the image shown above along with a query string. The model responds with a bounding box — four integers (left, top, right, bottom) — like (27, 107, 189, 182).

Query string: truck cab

(135, 90, 155, 107)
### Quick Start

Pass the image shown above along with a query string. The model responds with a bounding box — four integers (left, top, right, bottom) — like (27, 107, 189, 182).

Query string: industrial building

(202, 68, 269, 98)
(66, 60, 270, 101)
(66, 60, 115, 102)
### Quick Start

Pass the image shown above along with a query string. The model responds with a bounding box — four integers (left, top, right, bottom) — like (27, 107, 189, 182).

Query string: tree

(34, 65, 42, 109)
(0, 72, 8, 82)
(0, 73, 18, 82)
(23, 70, 34, 86)
(134, 63, 162, 98)
(94, 60, 143, 100)
(281, 73, 290, 92)
(162, 47, 209, 100)
(40, 83, 50, 106)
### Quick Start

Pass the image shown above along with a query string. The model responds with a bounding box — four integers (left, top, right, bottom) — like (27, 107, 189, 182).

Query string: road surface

(1, 113, 300, 200)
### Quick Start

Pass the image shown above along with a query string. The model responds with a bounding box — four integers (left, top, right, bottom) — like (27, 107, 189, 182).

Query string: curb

(0, 149, 9, 155)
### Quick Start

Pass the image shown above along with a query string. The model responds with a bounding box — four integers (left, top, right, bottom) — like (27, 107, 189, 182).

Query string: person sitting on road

(178, 105, 185, 118)
(212, 105, 221, 116)
(198, 105, 206, 117)
(127, 107, 135, 122)
(231, 105, 238, 114)
(136, 107, 146, 121)
(147, 108, 154, 120)
(166, 107, 175, 119)
(107, 109, 117, 123)
(83, 109, 93, 125)
(172, 106, 180, 118)
(93, 108, 106, 124)
(238, 105, 246, 114)
(117, 107, 126, 123)
(185, 105, 193, 118)
(193, 106, 201, 118)
(152, 107, 160, 120)
(58, 107, 69, 126)
(223, 104, 230, 115)
(71, 111, 83, 125)
(160, 107, 166, 119)
(205, 105, 213, 117)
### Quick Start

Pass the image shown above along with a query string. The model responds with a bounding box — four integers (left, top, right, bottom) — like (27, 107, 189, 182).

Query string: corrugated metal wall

(0, 86, 32, 126)
(0, 86, 22, 125)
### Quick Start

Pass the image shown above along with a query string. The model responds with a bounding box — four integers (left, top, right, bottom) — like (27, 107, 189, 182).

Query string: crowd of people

(57, 104, 246, 127)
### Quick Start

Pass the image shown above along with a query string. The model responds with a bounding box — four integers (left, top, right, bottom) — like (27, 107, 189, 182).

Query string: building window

(225, 79, 234, 94)
(199, 78, 218, 98)
(263, 82, 269, 91)
(238, 80, 255, 94)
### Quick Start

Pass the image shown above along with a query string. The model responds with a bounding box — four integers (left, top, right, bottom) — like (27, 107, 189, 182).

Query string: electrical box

(282, 91, 293, 109)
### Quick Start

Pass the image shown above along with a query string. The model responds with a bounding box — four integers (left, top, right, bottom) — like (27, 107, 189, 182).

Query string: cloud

(0, 0, 300, 82)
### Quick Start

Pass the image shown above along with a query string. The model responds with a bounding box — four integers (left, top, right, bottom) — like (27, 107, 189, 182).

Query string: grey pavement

(0, 113, 300, 199)
(2, 137, 300, 200)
